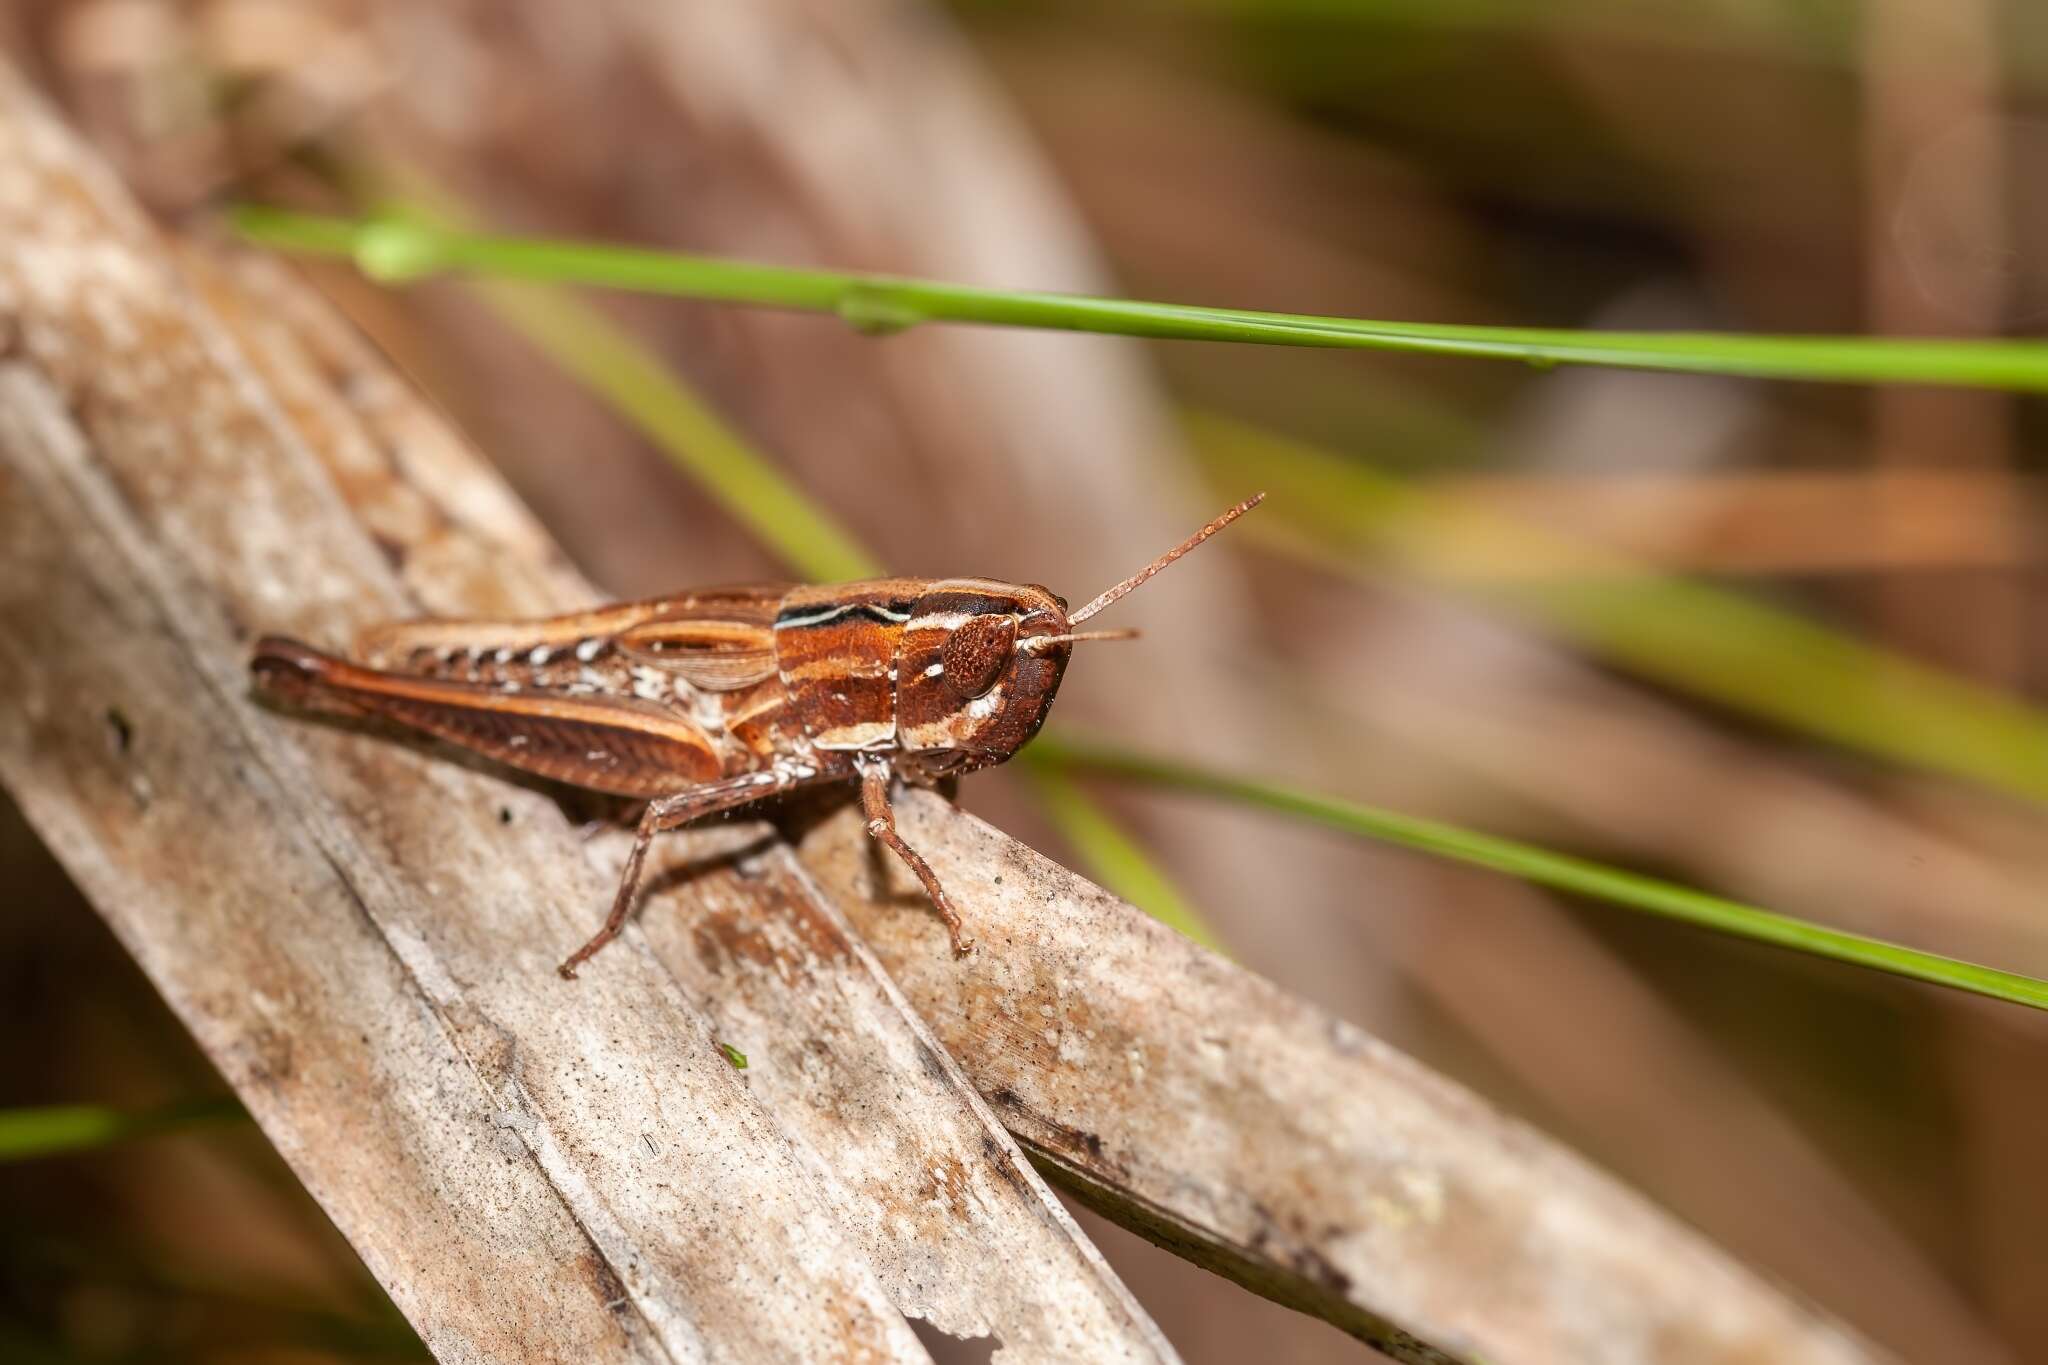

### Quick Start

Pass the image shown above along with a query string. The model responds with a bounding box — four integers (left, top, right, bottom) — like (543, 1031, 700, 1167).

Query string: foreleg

(859, 759, 972, 956)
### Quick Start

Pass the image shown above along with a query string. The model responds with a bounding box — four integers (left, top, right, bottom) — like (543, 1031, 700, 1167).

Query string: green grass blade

(1035, 735, 2048, 1013)
(1186, 412, 2048, 803)
(0, 1098, 247, 1161)
(230, 207, 2048, 392)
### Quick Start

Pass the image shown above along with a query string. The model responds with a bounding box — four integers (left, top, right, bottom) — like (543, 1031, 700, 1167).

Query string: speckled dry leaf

(799, 791, 1889, 1365)
(0, 61, 927, 1365)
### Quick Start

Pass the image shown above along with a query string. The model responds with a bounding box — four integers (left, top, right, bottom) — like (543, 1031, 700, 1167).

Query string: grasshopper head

(893, 580, 1074, 764)
(887, 491, 1264, 773)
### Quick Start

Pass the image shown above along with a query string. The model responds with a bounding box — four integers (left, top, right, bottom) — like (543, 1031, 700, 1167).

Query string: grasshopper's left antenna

(1067, 493, 1265, 625)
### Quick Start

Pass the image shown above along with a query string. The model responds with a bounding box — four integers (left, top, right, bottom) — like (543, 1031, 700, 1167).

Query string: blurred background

(3, 0, 2046, 1360)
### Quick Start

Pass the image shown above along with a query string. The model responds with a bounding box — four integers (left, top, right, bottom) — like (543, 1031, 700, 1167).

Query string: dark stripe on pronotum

(904, 590, 1014, 621)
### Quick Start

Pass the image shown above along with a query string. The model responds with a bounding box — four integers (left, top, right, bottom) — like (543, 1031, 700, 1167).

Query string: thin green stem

(230, 207, 2048, 392)
(0, 1097, 247, 1162)
(1034, 735, 2048, 1013)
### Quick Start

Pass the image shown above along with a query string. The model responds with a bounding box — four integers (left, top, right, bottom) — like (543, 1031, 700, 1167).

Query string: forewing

(613, 613, 778, 691)
(253, 638, 725, 798)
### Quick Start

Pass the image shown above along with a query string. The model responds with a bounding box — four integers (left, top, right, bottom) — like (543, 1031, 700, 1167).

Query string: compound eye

(941, 614, 1017, 699)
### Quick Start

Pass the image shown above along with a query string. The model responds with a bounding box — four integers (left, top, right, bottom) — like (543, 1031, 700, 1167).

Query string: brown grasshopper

(251, 494, 1261, 977)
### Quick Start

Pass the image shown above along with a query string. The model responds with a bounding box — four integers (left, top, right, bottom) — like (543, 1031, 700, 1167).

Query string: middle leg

(558, 770, 798, 978)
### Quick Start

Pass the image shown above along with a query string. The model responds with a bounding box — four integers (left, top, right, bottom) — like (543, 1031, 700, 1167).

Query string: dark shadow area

(905, 1313, 1000, 1365)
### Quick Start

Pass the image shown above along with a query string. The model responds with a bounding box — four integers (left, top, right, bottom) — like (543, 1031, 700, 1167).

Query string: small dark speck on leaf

(499, 807, 514, 825)
(911, 1040, 950, 1085)
(105, 706, 133, 755)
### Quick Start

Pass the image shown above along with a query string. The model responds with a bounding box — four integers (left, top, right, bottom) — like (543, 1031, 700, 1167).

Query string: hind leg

(557, 771, 799, 978)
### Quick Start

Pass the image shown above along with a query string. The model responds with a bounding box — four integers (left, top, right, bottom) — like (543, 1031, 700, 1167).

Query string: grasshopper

(252, 494, 1261, 976)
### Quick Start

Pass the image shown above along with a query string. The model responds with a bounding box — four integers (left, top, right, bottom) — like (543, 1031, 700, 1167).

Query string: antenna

(1067, 493, 1265, 625)
(1021, 627, 1142, 651)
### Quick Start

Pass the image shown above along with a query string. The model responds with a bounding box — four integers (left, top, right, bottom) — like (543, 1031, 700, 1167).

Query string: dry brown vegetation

(3, 3, 2045, 1363)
